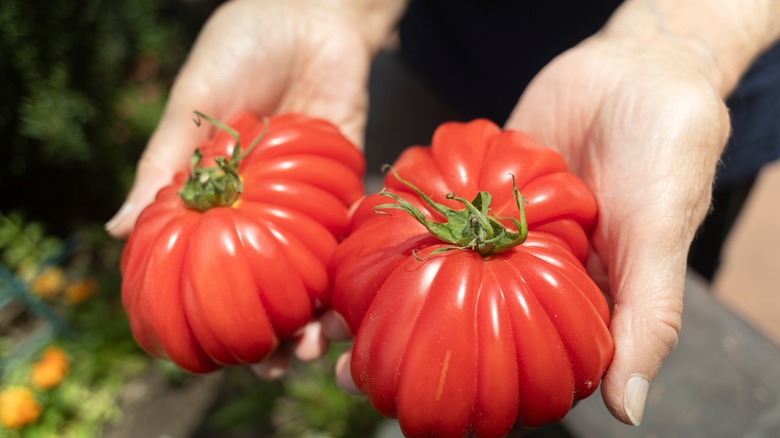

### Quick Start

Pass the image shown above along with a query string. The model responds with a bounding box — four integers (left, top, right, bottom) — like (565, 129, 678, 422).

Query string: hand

(327, 35, 732, 408)
(329, 0, 779, 427)
(504, 33, 730, 424)
(105, 0, 398, 237)
(106, 0, 404, 376)
(506, 0, 780, 422)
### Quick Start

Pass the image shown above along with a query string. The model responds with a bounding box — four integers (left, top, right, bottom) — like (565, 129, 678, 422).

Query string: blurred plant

(0, 213, 63, 273)
(62, 278, 98, 306)
(0, 0, 389, 435)
(199, 345, 384, 438)
(27, 269, 67, 302)
(0, 387, 41, 431)
(0, 337, 148, 437)
(0, 0, 205, 236)
(1, 211, 149, 437)
(271, 347, 384, 438)
(29, 347, 69, 390)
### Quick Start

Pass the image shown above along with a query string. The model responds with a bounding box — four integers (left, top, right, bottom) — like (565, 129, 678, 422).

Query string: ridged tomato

(121, 111, 364, 373)
(330, 119, 613, 436)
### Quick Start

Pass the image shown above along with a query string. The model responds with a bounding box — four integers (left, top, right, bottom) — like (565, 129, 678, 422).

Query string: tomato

(121, 111, 364, 373)
(330, 119, 613, 436)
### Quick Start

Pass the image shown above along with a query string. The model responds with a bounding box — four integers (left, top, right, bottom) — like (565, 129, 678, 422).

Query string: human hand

(106, 0, 405, 376)
(503, 12, 760, 426)
(328, 35, 730, 406)
(504, 0, 780, 424)
(327, 0, 780, 429)
(105, 0, 405, 237)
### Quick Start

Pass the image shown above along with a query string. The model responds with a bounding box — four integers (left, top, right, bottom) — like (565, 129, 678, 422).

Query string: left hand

(505, 33, 730, 425)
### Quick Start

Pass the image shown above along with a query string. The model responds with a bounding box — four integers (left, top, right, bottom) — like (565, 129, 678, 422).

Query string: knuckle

(649, 295, 684, 354)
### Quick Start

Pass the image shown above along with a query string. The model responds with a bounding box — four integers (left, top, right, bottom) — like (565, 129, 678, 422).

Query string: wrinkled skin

(330, 120, 615, 436)
(505, 34, 731, 424)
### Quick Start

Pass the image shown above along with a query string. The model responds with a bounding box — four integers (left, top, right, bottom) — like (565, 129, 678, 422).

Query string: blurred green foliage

(0, 213, 63, 271)
(0, 1, 387, 436)
(0, 0, 207, 235)
(1, 0, 202, 436)
(271, 347, 385, 438)
(196, 346, 384, 438)
(0, 209, 150, 437)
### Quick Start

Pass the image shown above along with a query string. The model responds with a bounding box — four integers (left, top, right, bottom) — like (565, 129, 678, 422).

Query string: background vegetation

(0, 0, 383, 436)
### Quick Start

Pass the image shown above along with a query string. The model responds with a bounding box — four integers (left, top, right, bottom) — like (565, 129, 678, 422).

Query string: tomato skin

(121, 112, 364, 373)
(330, 119, 613, 435)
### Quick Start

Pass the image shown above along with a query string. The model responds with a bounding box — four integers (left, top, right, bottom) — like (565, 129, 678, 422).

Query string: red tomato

(330, 119, 613, 436)
(121, 112, 364, 373)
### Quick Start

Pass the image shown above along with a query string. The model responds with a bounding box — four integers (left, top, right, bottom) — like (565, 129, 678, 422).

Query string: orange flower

(30, 346, 70, 390)
(29, 266, 66, 300)
(0, 387, 41, 430)
(64, 277, 99, 304)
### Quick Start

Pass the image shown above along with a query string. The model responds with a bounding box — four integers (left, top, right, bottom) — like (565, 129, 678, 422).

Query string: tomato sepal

(376, 166, 528, 258)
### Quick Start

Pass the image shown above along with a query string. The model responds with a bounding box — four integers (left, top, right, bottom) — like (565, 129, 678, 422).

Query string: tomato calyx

(375, 166, 528, 258)
(179, 112, 268, 212)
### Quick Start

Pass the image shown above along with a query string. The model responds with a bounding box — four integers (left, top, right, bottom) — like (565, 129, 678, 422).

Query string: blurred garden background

(0, 0, 386, 436)
(4, 0, 779, 437)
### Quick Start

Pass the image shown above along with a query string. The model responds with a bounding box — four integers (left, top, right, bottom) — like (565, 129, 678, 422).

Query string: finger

(251, 344, 293, 380)
(596, 92, 730, 426)
(103, 116, 205, 237)
(105, 0, 289, 238)
(596, 221, 688, 426)
(293, 320, 330, 362)
(104, 72, 219, 238)
(335, 350, 361, 395)
(320, 310, 353, 342)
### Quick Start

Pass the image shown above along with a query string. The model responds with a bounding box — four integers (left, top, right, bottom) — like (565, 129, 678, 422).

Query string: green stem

(375, 167, 528, 258)
(178, 112, 268, 212)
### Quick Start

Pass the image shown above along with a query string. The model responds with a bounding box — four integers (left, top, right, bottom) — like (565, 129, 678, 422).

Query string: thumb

(104, 84, 216, 238)
(596, 220, 688, 426)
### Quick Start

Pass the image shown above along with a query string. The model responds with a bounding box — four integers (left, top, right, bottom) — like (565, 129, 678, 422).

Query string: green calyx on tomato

(375, 166, 528, 258)
(178, 111, 268, 212)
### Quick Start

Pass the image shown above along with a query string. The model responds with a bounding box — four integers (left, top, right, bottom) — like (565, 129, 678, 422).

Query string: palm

(505, 38, 730, 423)
(177, 0, 372, 144)
(108, 0, 373, 238)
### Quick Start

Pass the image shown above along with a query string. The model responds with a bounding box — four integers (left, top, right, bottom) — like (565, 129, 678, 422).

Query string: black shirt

(398, 0, 780, 191)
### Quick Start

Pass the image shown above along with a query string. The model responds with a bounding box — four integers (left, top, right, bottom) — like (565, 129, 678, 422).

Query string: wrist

(599, 0, 780, 97)
(313, 0, 408, 53)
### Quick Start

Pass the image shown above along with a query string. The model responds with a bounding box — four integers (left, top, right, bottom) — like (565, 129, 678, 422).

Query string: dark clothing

(398, 0, 780, 189)
(397, 1, 780, 279)
(718, 41, 780, 193)
(398, 0, 622, 123)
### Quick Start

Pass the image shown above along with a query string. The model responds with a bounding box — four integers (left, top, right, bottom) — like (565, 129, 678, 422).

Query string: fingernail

(105, 202, 134, 232)
(294, 321, 327, 362)
(335, 352, 361, 395)
(624, 375, 650, 425)
(321, 310, 353, 341)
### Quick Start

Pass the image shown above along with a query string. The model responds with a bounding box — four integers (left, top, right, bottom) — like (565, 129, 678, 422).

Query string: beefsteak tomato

(121, 111, 364, 373)
(330, 119, 613, 436)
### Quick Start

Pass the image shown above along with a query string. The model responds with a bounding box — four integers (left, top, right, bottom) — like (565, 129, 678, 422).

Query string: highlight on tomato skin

(329, 118, 614, 437)
(120, 111, 365, 373)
